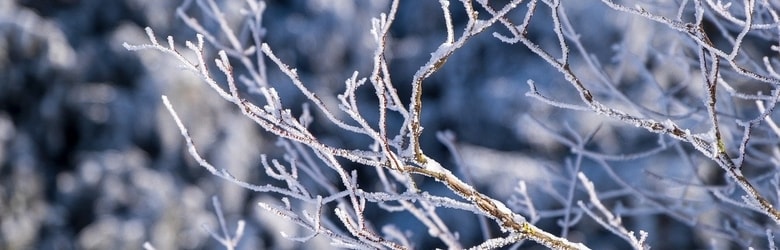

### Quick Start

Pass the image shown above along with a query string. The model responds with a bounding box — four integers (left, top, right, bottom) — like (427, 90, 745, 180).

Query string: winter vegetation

(2, 0, 780, 249)
(119, 0, 780, 248)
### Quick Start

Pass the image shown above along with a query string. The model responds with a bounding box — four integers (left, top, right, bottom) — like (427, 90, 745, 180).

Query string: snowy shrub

(125, 0, 780, 249)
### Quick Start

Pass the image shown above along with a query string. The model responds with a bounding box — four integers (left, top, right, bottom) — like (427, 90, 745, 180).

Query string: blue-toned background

(3, 0, 761, 249)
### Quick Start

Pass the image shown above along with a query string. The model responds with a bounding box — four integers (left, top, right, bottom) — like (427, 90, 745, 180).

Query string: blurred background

(2, 0, 767, 249)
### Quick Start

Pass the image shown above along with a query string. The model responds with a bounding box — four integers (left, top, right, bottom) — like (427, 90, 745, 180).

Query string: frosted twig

(757, 100, 780, 137)
(577, 172, 648, 250)
(406, 0, 524, 163)
(466, 234, 524, 250)
(201, 196, 245, 250)
(404, 162, 590, 250)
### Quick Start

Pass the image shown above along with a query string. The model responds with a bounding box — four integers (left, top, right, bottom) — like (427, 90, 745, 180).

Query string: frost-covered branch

(126, 0, 590, 249)
(577, 173, 648, 250)
(124, 0, 780, 248)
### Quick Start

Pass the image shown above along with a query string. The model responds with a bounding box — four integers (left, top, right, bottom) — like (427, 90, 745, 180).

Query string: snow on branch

(127, 0, 780, 248)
